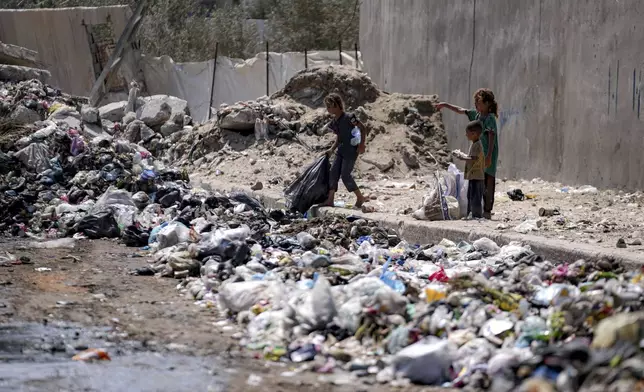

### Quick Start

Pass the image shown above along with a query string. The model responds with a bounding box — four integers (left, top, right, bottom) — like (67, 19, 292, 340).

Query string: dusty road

(0, 238, 443, 392)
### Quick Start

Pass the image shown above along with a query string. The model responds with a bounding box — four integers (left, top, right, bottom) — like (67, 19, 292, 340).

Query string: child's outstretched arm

(436, 102, 468, 115)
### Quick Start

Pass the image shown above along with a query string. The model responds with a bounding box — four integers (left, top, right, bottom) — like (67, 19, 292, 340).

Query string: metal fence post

(304, 48, 308, 69)
(354, 43, 359, 69)
(266, 41, 270, 96)
(338, 41, 343, 65)
(208, 42, 219, 120)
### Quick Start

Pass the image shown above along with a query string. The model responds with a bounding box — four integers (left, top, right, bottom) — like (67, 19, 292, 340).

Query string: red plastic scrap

(428, 267, 449, 282)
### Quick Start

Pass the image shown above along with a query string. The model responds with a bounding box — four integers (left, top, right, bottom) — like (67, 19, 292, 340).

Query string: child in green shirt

(436, 88, 499, 219)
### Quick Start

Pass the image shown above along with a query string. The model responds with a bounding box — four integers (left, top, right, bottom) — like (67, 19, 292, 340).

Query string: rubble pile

(167, 66, 451, 196)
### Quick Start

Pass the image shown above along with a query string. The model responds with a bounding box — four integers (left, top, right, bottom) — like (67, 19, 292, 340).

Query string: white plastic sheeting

(141, 51, 362, 123)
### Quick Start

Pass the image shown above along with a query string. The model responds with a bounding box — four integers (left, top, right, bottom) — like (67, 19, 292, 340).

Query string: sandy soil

(0, 238, 446, 392)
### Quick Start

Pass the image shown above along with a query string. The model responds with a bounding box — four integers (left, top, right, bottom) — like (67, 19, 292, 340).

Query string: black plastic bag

(507, 189, 526, 201)
(284, 155, 330, 213)
(75, 210, 120, 239)
(122, 225, 150, 247)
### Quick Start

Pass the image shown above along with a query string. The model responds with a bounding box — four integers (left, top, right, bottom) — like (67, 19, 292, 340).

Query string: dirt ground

(0, 238, 446, 392)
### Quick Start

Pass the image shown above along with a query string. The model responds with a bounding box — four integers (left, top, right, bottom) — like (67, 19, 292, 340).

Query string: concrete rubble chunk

(0, 64, 50, 83)
(48, 106, 82, 130)
(159, 112, 185, 137)
(136, 95, 188, 128)
(122, 111, 137, 126)
(9, 105, 42, 124)
(124, 120, 154, 143)
(80, 105, 99, 124)
(402, 147, 420, 169)
(98, 101, 127, 123)
(0, 41, 41, 68)
(219, 106, 258, 131)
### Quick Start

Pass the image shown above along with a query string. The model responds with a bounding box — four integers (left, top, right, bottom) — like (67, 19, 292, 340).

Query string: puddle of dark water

(0, 322, 228, 392)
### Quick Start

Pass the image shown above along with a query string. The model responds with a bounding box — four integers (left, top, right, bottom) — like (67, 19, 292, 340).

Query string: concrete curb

(191, 175, 644, 269)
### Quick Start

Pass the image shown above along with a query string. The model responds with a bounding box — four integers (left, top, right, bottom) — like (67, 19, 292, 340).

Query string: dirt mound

(272, 65, 380, 109)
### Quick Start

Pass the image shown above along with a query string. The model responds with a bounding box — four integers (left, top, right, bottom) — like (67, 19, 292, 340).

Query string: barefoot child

(322, 93, 367, 208)
(453, 121, 485, 219)
(436, 88, 499, 219)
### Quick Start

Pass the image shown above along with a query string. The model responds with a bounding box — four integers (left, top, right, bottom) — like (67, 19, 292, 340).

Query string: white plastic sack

(157, 222, 191, 249)
(393, 337, 456, 385)
(344, 277, 408, 315)
(290, 276, 337, 331)
(15, 143, 51, 173)
(94, 187, 136, 210)
(218, 280, 283, 313)
(448, 163, 469, 218)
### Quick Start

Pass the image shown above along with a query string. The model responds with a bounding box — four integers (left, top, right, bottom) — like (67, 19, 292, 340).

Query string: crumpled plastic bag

(284, 155, 330, 213)
(157, 221, 192, 250)
(75, 210, 120, 239)
(448, 163, 469, 218)
(122, 225, 150, 247)
(343, 276, 408, 315)
(290, 276, 337, 332)
(94, 187, 136, 210)
(392, 336, 456, 385)
(218, 280, 284, 314)
(15, 143, 51, 173)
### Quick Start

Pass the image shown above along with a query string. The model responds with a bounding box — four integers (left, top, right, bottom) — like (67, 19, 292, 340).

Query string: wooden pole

(208, 42, 219, 120)
(266, 41, 270, 96)
(338, 41, 343, 65)
(304, 48, 308, 69)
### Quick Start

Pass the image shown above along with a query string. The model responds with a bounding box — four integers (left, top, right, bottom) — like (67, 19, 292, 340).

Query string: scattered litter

(72, 348, 111, 361)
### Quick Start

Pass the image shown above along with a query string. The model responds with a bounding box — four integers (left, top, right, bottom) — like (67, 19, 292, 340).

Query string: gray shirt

(329, 112, 358, 158)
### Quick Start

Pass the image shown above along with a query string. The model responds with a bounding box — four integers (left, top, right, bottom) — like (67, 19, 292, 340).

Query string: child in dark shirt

(322, 93, 368, 208)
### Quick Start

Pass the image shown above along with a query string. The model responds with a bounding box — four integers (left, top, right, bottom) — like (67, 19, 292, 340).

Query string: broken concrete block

(80, 105, 99, 124)
(122, 111, 136, 126)
(159, 112, 185, 137)
(82, 123, 105, 139)
(98, 101, 127, 123)
(402, 147, 420, 169)
(219, 107, 258, 131)
(0, 64, 50, 83)
(124, 120, 148, 143)
(48, 106, 82, 130)
(9, 105, 42, 124)
(137, 95, 188, 128)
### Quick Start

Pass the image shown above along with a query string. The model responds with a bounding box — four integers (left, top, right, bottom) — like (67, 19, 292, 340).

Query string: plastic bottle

(350, 127, 361, 146)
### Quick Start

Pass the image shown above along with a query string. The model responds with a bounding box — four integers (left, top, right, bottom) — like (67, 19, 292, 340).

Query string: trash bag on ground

(122, 225, 150, 247)
(157, 221, 192, 250)
(93, 186, 136, 210)
(413, 171, 454, 221)
(218, 280, 284, 314)
(75, 210, 120, 239)
(15, 143, 51, 173)
(284, 155, 330, 213)
(290, 276, 337, 332)
(392, 337, 456, 385)
(448, 163, 468, 218)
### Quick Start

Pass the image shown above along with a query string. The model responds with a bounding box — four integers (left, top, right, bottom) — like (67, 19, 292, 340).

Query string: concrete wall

(0, 6, 131, 97)
(360, 0, 644, 190)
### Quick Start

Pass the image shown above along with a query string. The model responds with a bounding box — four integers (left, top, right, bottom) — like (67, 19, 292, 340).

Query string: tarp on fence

(141, 50, 362, 123)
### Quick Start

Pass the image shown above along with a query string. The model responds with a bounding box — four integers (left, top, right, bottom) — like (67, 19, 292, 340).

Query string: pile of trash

(5, 73, 644, 392)
(161, 210, 644, 391)
(0, 77, 197, 236)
